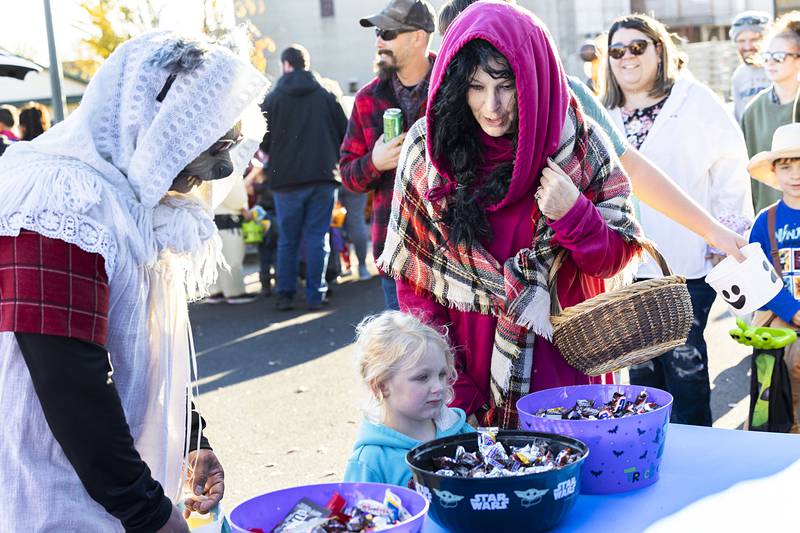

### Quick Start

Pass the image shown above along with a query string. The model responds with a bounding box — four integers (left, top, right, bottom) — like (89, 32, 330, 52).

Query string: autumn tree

(70, 0, 162, 78)
(205, 0, 275, 72)
(69, 0, 273, 79)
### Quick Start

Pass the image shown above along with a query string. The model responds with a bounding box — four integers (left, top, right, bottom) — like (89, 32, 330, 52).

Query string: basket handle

(548, 241, 673, 316)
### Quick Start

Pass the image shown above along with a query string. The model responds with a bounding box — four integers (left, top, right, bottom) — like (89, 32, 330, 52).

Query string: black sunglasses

(761, 51, 800, 63)
(733, 15, 769, 27)
(375, 28, 413, 41)
(608, 39, 656, 60)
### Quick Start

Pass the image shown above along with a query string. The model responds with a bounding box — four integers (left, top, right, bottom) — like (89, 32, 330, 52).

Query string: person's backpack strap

(768, 202, 783, 277)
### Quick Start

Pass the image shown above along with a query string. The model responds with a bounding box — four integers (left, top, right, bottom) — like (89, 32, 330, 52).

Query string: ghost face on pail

(706, 243, 783, 316)
(721, 284, 747, 310)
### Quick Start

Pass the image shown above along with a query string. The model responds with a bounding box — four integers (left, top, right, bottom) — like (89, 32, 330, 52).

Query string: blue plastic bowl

(406, 430, 588, 533)
(228, 482, 429, 532)
(517, 384, 673, 494)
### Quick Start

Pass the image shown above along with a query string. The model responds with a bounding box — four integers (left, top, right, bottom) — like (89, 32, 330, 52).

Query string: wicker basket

(549, 242, 694, 376)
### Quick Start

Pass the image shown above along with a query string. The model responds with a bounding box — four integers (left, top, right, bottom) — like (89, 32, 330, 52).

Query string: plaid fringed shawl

(378, 99, 644, 427)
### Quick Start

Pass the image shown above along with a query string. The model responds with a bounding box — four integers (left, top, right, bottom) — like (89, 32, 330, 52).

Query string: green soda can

(383, 108, 403, 141)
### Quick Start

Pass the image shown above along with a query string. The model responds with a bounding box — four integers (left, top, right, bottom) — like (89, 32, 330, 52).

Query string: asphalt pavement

(189, 258, 751, 511)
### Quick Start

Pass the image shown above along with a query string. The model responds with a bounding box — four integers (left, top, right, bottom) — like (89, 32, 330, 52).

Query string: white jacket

(609, 71, 753, 279)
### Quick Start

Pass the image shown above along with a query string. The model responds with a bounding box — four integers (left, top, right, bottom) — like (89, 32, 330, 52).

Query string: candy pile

(431, 429, 579, 478)
(249, 488, 411, 533)
(533, 391, 660, 420)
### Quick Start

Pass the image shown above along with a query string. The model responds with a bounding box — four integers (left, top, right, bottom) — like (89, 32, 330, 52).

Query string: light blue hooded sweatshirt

(343, 407, 475, 487)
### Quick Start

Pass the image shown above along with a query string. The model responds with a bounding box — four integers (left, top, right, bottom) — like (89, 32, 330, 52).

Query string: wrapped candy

(610, 392, 627, 416)
(533, 391, 661, 420)
(270, 499, 329, 533)
(555, 448, 572, 467)
(430, 429, 579, 479)
(266, 489, 411, 532)
(355, 499, 391, 517)
(477, 428, 498, 456)
(455, 446, 481, 468)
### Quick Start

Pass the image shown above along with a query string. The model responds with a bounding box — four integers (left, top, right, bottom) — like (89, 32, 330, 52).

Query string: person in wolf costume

(0, 32, 267, 531)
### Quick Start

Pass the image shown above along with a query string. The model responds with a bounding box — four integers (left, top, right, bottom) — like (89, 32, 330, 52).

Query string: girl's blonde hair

(354, 311, 457, 423)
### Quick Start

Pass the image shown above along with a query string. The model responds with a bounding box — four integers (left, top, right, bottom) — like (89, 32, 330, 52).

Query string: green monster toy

(728, 318, 797, 350)
(731, 318, 797, 430)
(242, 220, 265, 245)
(241, 206, 272, 245)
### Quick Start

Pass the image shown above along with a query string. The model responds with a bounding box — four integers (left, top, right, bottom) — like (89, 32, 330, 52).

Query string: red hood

(426, 0, 569, 210)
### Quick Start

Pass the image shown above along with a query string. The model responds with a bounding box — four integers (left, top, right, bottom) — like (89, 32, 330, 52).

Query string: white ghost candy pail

(706, 242, 783, 315)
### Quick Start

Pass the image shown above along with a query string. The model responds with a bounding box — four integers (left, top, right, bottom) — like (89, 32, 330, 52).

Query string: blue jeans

(339, 187, 369, 267)
(381, 275, 399, 310)
(258, 212, 277, 290)
(628, 278, 716, 426)
(273, 183, 336, 304)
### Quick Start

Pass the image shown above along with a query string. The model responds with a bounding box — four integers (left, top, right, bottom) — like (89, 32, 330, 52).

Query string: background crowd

(3, 1, 800, 530)
(2, 1, 799, 428)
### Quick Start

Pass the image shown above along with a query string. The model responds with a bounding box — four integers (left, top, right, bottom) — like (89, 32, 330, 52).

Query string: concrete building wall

(244, 0, 634, 91)
(777, 0, 800, 12)
(523, 0, 631, 80)
(642, 0, 773, 25)
(242, 0, 449, 93)
(242, 0, 778, 96)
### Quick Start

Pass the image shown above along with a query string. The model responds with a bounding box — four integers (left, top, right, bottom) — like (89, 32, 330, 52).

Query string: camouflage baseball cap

(359, 0, 435, 33)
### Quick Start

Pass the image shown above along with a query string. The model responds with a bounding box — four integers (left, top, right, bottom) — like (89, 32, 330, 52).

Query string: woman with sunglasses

(742, 12, 800, 213)
(380, 2, 647, 428)
(601, 14, 753, 427)
(438, 0, 749, 266)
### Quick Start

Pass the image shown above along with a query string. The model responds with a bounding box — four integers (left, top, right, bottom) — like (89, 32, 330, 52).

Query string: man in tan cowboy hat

(747, 122, 800, 432)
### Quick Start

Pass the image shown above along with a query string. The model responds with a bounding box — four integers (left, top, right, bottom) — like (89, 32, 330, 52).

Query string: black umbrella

(0, 49, 42, 80)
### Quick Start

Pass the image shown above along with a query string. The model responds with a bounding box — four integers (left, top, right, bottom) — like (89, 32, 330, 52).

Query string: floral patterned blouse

(620, 97, 669, 149)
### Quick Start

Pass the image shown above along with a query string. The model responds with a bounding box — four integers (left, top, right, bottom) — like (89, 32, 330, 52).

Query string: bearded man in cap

(339, 0, 436, 310)
(730, 10, 771, 122)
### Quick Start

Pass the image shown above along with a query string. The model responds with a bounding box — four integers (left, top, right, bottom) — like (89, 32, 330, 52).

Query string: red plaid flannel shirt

(0, 230, 109, 346)
(339, 52, 435, 264)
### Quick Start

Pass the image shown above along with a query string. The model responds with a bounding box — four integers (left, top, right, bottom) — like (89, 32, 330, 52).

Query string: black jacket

(260, 70, 348, 191)
(0, 135, 10, 157)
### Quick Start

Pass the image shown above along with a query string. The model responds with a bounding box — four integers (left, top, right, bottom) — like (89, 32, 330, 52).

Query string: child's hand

(466, 414, 480, 427)
(792, 311, 800, 328)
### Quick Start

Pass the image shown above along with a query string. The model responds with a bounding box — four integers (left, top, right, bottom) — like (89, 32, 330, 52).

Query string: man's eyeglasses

(608, 39, 655, 60)
(375, 28, 413, 41)
(732, 15, 769, 27)
(761, 51, 800, 63)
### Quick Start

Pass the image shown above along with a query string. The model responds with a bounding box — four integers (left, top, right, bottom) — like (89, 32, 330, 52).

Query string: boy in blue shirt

(748, 123, 800, 325)
(747, 123, 800, 431)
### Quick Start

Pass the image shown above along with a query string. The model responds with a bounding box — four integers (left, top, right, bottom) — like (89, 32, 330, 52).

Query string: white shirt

(214, 176, 249, 216)
(609, 71, 753, 279)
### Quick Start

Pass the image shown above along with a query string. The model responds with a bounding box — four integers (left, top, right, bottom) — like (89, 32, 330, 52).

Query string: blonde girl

(344, 311, 474, 486)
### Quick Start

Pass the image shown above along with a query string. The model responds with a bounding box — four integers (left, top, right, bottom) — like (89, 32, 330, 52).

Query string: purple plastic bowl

(228, 482, 429, 532)
(517, 384, 673, 495)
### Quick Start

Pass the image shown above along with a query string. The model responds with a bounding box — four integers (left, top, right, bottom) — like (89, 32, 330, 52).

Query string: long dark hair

(18, 102, 50, 141)
(431, 39, 517, 248)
